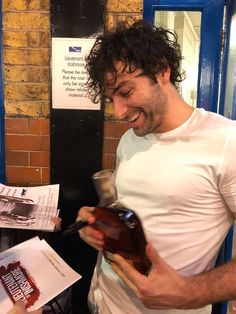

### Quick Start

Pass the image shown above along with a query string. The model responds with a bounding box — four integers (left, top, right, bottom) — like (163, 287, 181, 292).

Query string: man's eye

(120, 89, 131, 97)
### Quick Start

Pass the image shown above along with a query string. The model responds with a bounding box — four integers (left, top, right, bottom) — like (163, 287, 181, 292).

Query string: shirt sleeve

(218, 127, 236, 214)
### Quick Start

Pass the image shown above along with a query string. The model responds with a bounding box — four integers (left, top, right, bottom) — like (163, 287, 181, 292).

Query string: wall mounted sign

(52, 37, 99, 110)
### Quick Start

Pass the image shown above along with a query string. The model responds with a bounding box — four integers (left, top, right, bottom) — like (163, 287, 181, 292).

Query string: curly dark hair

(85, 20, 185, 103)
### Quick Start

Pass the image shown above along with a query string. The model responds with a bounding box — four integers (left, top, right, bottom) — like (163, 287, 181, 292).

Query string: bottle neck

(97, 196, 117, 208)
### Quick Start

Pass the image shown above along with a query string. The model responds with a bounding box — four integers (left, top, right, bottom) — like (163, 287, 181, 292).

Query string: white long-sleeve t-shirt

(89, 108, 236, 314)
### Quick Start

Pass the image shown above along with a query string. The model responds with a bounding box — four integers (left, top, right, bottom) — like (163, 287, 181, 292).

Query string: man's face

(104, 61, 168, 136)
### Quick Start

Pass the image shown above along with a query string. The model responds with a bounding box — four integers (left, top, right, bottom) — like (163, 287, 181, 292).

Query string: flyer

(0, 237, 81, 313)
(0, 183, 60, 231)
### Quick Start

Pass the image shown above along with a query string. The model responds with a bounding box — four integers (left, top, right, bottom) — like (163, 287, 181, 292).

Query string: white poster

(52, 37, 100, 110)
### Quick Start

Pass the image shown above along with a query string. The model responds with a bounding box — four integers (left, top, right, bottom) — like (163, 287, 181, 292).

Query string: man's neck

(158, 86, 195, 133)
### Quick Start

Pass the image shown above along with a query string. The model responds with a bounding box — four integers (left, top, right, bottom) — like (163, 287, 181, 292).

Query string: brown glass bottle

(92, 170, 151, 275)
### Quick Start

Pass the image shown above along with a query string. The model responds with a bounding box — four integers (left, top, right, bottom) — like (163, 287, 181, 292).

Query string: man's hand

(77, 206, 104, 251)
(7, 302, 42, 314)
(111, 243, 190, 310)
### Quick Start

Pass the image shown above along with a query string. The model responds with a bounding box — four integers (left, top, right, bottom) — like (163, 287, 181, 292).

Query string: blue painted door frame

(219, 0, 236, 119)
(143, 0, 225, 113)
(0, 0, 6, 184)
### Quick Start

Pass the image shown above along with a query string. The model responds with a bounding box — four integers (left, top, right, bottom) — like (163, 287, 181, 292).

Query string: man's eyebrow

(113, 81, 128, 94)
(103, 81, 128, 97)
(105, 72, 142, 96)
(136, 72, 146, 77)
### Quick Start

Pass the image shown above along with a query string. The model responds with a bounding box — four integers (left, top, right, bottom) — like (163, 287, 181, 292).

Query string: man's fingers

(111, 261, 142, 298)
(77, 206, 105, 251)
(79, 225, 104, 251)
(77, 206, 96, 223)
(79, 225, 104, 241)
(82, 235, 104, 251)
(112, 254, 146, 286)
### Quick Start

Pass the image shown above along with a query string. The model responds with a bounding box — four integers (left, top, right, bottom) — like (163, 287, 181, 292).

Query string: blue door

(0, 0, 6, 184)
(143, 0, 226, 113)
(219, 0, 236, 119)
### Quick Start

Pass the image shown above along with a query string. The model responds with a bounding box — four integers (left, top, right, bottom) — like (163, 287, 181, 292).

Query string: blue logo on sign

(69, 46, 82, 52)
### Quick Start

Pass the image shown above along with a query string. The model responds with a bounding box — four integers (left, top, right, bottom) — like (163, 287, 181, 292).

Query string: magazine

(0, 183, 60, 231)
(0, 237, 81, 313)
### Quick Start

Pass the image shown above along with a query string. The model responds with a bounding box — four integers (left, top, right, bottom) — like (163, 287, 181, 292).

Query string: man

(78, 21, 236, 313)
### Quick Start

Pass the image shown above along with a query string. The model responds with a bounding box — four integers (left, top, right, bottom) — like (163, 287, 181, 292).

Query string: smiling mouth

(128, 111, 141, 123)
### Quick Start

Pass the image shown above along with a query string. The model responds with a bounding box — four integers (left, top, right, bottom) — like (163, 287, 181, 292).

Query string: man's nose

(113, 97, 128, 120)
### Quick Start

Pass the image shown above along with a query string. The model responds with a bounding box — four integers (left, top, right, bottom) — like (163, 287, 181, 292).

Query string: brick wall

(2, 0, 52, 185)
(106, 0, 142, 30)
(2, 0, 142, 185)
(5, 117, 50, 185)
(102, 121, 130, 170)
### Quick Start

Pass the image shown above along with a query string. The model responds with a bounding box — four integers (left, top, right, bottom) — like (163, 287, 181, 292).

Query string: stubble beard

(132, 111, 165, 137)
(133, 91, 167, 137)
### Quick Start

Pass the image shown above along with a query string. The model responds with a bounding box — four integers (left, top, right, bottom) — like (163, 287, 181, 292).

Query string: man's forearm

(184, 257, 236, 308)
(112, 244, 236, 310)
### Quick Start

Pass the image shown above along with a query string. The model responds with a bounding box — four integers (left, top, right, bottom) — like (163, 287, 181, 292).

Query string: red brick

(41, 135, 50, 151)
(104, 121, 115, 138)
(102, 154, 116, 170)
(103, 138, 119, 154)
(29, 119, 49, 135)
(30, 151, 50, 167)
(6, 134, 42, 151)
(6, 151, 29, 166)
(7, 166, 41, 184)
(42, 167, 50, 184)
(114, 121, 129, 138)
(5, 118, 29, 134)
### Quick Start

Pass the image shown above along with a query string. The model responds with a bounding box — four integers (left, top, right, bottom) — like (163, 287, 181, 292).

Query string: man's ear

(155, 67, 171, 85)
